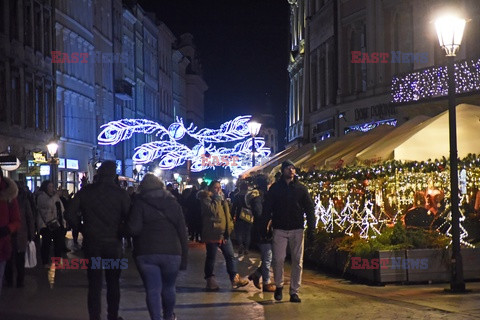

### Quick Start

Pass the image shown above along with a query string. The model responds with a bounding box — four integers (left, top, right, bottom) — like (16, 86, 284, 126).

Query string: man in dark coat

(66, 161, 130, 320)
(263, 160, 315, 303)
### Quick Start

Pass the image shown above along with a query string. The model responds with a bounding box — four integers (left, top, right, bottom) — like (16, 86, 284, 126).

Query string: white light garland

(98, 116, 271, 176)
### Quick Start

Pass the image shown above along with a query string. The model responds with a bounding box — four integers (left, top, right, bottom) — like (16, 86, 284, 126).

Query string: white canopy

(356, 115, 431, 163)
(394, 104, 480, 161)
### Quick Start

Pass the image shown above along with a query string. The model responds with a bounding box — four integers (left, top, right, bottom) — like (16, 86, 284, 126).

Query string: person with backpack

(247, 175, 276, 292)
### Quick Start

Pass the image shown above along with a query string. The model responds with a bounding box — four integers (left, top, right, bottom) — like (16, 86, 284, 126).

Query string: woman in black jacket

(128, 173, 188, 320)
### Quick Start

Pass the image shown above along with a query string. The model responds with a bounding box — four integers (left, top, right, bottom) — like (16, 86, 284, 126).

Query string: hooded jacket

(198, 190, 234, 242)
(263, 175, 315, 232)
(0, 177, 21, 261)
(127, 188, 188, 269)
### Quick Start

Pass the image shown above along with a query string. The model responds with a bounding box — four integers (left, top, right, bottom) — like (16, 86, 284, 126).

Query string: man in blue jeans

(199, 180, 249, 290)
(263, 160, 315, 303)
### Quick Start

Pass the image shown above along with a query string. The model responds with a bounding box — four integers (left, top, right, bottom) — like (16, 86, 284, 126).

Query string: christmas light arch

(97, 115, 271, 176)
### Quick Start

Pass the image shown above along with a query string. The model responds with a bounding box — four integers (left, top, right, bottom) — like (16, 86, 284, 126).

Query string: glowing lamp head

(173, 173, 179, 180)
(197, 178, 203, 185)
(47, 141, 59, 158)
(247, 121, 262, 137)
(435, 15, 466, 57)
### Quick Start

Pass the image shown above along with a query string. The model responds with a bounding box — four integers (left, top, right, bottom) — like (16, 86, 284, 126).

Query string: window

(9, 0, 18, 40)
(10, 70, 21, 126)
(34, 3, 41, 52)
(25, 75, 34, 128)
(24, 1, 32, 47)
(45, 81, 52, 131)
(35, 80, 44, 130)
(44, 9, 51, 56)
(0, 64, 6, 122)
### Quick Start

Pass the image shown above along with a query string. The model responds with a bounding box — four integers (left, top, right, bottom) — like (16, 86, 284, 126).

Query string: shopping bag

(25, 241, 37, 268)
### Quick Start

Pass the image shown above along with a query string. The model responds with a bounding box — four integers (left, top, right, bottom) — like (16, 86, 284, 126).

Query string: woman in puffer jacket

(198, 180, 249, 291)
(128, 173, 188, 320)
(36, 180, 65, 266)
(0, 170, 21, 295)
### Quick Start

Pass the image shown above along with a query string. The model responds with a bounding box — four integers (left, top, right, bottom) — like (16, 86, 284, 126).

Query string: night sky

(138, 0, 290, 148)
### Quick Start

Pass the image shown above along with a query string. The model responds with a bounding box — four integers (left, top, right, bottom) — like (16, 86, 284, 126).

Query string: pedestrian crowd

(0, 159, 315, 320)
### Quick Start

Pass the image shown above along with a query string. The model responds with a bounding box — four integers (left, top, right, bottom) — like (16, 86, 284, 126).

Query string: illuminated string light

(392, 58, 480, 103)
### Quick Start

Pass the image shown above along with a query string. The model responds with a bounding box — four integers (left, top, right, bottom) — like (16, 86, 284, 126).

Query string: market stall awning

(394, 104, 480, 161)
(239, 145, 297, 177)
(323, 125, 395, 169)
(356, 115, 431, 164)
(297, 131, 363, 171)
(268, 140, 333, 176)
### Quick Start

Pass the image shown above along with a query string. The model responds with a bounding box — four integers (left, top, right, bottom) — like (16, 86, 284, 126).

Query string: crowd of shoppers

(0, 158, 316, 319)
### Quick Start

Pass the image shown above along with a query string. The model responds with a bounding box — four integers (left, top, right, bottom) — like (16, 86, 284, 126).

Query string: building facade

(0, 0, 55, 191)
(287, 0, 480, 147)
(0, 0, 207, 192)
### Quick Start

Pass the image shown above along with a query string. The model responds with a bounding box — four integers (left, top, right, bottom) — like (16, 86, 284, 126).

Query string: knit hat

(98, 160, 117, 176)
(281, 160, 295, 172)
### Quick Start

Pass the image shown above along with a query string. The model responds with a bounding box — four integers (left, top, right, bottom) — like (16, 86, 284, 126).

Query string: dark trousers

(235, 220, 252, 250)
(5, 247, 26, 287)
(85, 242, 123, 320)
(40, 227, 65, 265)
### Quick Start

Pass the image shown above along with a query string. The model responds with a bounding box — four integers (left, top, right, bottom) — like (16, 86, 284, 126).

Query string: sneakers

(274, 287, 283, 301)
(231, 274, 249, 289)
(262, 283, 276, 292)
(206, 276, 219, 291)
(289, 293, 301, 303)
(248, 272, 261, 289)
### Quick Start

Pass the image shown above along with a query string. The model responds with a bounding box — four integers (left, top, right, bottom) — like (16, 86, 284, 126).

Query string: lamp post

(247, 121, 262, 167)
(46, 140, 59, 188)
(435, 14, 466, 292)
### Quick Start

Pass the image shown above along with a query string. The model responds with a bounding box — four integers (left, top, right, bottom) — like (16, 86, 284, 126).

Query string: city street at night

(1, 241, 480, 320)
(2, 0, 480, 319)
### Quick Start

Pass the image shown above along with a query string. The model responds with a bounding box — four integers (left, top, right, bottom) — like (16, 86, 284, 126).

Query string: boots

(262, 283, 276, 292)
(206, 276, 219, 291)
(231, 274, 249, 289)
(248, 271, 261, 289)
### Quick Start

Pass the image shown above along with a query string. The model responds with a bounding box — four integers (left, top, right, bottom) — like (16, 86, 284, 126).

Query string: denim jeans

(258, 243, 272, 283)
(0, 260, 6, 296)
(272, 229, 304, 295)
(136, 254, 181, 320)
(235, 220, 252, 250)
(204, 238, 237, 281)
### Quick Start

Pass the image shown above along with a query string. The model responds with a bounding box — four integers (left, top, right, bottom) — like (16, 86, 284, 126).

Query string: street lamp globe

(173, 173, 180, 180)
(47, 141, 59, 158)
(247, 121, 262, 137)
(435, 15, 466, 57)
(197, 178, 203, 185)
